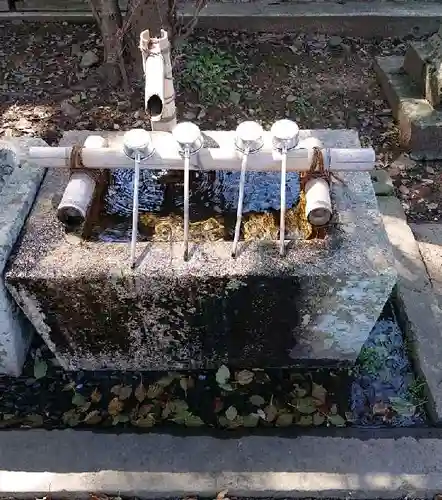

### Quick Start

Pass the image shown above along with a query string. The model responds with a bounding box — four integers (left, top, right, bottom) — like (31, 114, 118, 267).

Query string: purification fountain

(3, 30, 397, 371)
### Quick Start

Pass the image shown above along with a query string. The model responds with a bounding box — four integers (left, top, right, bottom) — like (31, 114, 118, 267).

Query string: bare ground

(0, 22, 441, 222)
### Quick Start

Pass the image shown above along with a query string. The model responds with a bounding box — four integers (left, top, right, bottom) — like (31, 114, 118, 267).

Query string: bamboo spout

(140, 29, 177, 132)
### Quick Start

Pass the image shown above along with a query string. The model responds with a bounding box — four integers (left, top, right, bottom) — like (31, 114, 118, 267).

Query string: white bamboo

(28, 132, 375, 173)
(56, 135, 108, 226)
(140, 29, 176, 132)
(305, 178, 332, 226)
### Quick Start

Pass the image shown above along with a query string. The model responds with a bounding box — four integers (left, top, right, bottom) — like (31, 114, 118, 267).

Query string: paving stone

(0, 137, 46, 376)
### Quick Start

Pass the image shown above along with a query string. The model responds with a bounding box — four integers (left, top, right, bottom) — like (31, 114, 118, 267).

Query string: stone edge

(1, 432, 442, 498)
(374, 55, 442, 161)
(0, 2, 441, 37)
(377, 195, 442, 424)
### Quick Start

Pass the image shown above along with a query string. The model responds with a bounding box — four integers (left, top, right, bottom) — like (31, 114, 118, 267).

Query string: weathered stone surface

(375, 55, 442, 160)
(378, 197, 442, 423)
(402, 27, 442, 108)
(371, 169, 395, 196)
(5, 129, 396, 371)
(0, 137, 46, 376)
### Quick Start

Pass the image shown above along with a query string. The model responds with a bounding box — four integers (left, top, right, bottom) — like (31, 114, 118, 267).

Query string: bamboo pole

(28, 132, 375, 173)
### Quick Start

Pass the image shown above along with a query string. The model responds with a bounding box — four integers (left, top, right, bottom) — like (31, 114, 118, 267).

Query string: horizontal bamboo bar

(28, 131, 376, 173)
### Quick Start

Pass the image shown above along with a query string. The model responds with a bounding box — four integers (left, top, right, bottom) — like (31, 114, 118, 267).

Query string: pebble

(79, 50, 99, 69)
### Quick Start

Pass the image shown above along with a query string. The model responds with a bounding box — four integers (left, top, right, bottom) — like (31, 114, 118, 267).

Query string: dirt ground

(0, 22, 441, 222)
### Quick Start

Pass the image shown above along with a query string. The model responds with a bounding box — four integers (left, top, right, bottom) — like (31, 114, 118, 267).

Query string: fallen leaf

(79, 402, 92, 413)
(63, 381, 76, 391)
(225, 405, 238, 421)
(108, 397, 124, 416)
(264, 404, 278, 422)
(72, 392, 87, 407)
(298, 415, 313, 426)
(84, 410, 102, 425)
(216, 365, 230, 386)
(327, 414, 346, 427)
(147, 383, 164, 399)
(243, 413, 260, 427)
(132, 414, 156, 427)
(311, 383, 327, 405)
(62, 409, 80, 427)
(219, 383, 234, 392)
(249, 394, 265, 407)
(22, 413, 44, 428)
(313, 412, 326, 426)
(399, 184, 410, 195)
(184, 414, 204, 427)
(229, 90, 241, 105)
(112, 414, 130, 425)
(217, 489, 229, 500)
(218, 415, 229, 427)
(389, 397, 416, 417)
(235, 369, 254, 385)
(275, 413, 294, 427)
(157, 374, 177, 387)
(90, 388, 102, 403)
(111, 384, 123, 396)
(135, 381, 147, 403)
(296, 397, 317, 415)
(138, 404, 154, 417)
(293, 384, 308, 398)
(180, 377, 189, 393)
(33, 358, 47, 380)
(118, 385, 133, 401)
(372, 402, 389, 416)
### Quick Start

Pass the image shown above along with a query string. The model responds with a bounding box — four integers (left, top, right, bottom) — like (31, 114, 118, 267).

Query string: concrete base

(374, 55, 442, 160)
(0, 137, 46, 376)
(5, 129, 396, 371)
(2, 430, 442, 499)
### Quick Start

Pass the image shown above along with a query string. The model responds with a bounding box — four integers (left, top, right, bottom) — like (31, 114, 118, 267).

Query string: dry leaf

(243, 413, 260, 427)
(298, 415, 313, 426)
(264, 404, 278, 422)
(112, 414, 130, 425)
(71, 392, 87, 407)
(296, 397, 317, 415)
(180, 377, 189, 393)
(63, 381, 76, 391)
(235, 369, 254, 385)
(249, 394, 265, 407)
(108, 397, 124, 416)
(90, 388, 102, 403)
(138, 404, 154, 417)
(156, 374, 176, 387)
(22, 413, 44, 428)
(217, 490, 228, 500)
(118, 385, 133, 401)
(216, 365, 230, 386)
(311, 383, 327, 405)
(327, 414, 346, 427)
(62, 409, 80, 427)
(84, 410, 102, 425)
(225, 405, 238, 421)
(134, 381, 147, 403)
(33, 358, 47, 380)
(330, 403, 338, 415)
(184, 414, 204, 427)
(111, 384, 123, 396)
(313, 412, 326, 426)
(293, 384, 308, 398)
(147, 383, 164, 399)
(275, 413, 294, 427)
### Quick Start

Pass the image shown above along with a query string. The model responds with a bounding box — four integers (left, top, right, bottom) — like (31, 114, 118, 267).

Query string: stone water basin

(5, 129, 396, 372)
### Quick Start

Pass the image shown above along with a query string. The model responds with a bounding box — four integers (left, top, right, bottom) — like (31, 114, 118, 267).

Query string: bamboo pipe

(56, 135, 108, 227)
(140, 29, 176, 132)
(28, 137, 375, 173)
(301, 137, 332, 227)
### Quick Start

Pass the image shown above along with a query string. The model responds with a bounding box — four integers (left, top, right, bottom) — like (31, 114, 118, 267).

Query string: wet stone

(5, 129, 397, 371)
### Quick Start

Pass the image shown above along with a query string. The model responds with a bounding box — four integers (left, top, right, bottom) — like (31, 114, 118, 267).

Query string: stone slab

(1, 2, 442, 38)
(375, 55, 442, 160)
(411, 223, 442, 296)
(3, 431, 442, 499)
(377, 197, 442, 423)
(0, 137, 46, 376)
(5, 129, 396, 371)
